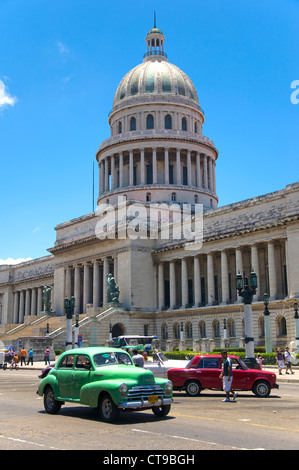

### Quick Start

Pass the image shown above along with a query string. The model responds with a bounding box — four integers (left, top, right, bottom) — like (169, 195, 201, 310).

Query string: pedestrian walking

(276, 347, 285, 375)
(284, 347, 294, 374)
(27, 348, 34, 366)
(219, 350, 237, 402)
(132, 349, 144, 367)
(44, 347, 50, 365)
(20, 347, 27, 366)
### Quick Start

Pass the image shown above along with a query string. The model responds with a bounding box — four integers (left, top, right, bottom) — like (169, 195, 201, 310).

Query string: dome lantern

(144, 12, 167, 61)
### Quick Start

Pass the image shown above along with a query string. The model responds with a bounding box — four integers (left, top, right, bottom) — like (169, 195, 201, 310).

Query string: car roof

(193, 355, 240, 360)
(61, 347, 128, 355)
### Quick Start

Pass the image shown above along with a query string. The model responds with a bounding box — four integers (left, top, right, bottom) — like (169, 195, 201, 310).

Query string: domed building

(1, 22, 299, 354)
(96, 25, 218, 209)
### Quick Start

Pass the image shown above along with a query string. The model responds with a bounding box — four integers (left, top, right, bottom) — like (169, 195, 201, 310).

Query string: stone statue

(43, 285, 52, 313)
(106, 273, 120, 304)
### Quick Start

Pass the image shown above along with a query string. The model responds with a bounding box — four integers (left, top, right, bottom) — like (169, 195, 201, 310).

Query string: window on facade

(183, 167, 188, 185)
(171, 192, 176, 202)
(213, 320, 220, 338)
(182, 117, 187, 131)
(173, 323, 180, 339)
(146, 165, 153, 184)
(146, 192, 151, 201)
(277, 317, 287, 336)
(118, 121, 122, 134)
(146, 114, 154, 129)
(186, 322, 193, 339)
(162, 323, 168, 340)
(199, 321, 206, 338)
(194, 122, 198, 133)
(130, 116, 136, 131)
(227, 319, 235, 337)
(165, 114, 172, 129)
(169, 165, 174, 184)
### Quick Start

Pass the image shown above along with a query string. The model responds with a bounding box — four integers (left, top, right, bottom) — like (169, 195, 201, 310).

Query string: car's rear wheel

(185, 380, 201, 397)
(98, 394, 120, 423)
(152, 404, 171, 417)
(252, 380, 271, 397)
(43, 386, 62, 414)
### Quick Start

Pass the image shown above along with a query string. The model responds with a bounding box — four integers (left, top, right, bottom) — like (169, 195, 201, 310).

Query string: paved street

(1, 368, 299, 451)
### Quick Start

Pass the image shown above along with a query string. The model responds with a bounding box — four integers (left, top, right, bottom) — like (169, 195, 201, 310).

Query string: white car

(144, 352, 190, 378)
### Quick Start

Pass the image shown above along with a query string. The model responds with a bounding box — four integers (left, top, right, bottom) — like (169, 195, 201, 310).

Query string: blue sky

(0, 0, 298, 263)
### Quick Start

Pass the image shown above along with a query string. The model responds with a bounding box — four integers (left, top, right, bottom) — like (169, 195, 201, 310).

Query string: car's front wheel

(185, 380, 201, 397)
(252, 380, 271, 397)
(98, 394, 120, 423)
(43, 386, 62, 414)
(152, 404, 171, 417)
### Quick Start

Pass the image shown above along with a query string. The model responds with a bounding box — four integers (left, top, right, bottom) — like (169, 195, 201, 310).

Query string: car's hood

(93, 365, 156, 384)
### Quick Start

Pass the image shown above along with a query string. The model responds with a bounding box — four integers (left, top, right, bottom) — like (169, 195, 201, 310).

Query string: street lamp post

(74, 314, 79, 348)
(236, 270, 257, 367)
(263, 293, 272, 353)
(64, 296, 75, 350)
(294, 302, 299, 351)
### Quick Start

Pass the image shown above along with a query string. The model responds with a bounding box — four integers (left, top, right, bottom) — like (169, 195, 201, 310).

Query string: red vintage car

(167, 354, 279, 398)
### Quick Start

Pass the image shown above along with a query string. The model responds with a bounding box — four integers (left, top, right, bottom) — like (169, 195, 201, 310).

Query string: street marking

(171, 412, 299, 434)
(131, 428, 262, 450)
(0, 434, 63, 450)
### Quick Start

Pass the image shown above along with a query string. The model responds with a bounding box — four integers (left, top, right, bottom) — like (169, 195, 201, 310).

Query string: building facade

(1, 24, 299, 351)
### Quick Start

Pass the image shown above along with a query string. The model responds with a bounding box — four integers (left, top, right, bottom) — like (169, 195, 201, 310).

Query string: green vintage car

(37, 347, 173, 422)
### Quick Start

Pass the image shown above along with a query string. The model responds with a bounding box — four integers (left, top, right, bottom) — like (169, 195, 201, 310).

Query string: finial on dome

(144, 16, 167, 61)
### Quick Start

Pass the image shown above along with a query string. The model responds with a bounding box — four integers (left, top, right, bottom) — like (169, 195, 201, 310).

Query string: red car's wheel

(185, 380, 201, 397)
(252, 380, 271, 397)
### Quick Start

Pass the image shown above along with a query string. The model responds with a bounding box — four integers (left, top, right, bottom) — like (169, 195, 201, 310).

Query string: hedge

(164, 350, 299, 366)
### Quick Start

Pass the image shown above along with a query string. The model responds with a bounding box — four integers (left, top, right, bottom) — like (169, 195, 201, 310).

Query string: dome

(112, 59, 200, 109)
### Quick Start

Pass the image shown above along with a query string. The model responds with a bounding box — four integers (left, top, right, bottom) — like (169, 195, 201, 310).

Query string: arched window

(186, 322, 193, 339)
(146, 114, 154, 129)
(194, 122, 198, 133)
(227, 319, 235, 337)
(130, 116, 136, 131)
(146, 192, 151, 201)
(199, 321, 206, 338)
(277, 316, 287, 336)
(173, 323, 180, 340)
(162, 323, 168, 340)
(213, 320, 220, 338)
(182, 117, 187, 131)
(118, 121, 122, 134)
(165, 114, 172, 129)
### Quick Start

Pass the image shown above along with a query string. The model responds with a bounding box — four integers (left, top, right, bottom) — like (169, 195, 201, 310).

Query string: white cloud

(0, 80, 17, 110)
(0, 257, 33, 266)
(56, 41, 70, 55)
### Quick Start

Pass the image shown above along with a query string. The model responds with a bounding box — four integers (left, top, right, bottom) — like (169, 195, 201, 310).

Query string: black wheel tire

(3, 364, 7, 370)
(152, 404, 171, 417)
(252, 380, 271, 398)
(43, 386, 62, 414)
(185, 380, 201, 397)
(98, 394, 120, 423)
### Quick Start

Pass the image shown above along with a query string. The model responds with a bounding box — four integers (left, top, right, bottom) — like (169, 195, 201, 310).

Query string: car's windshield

(93, 352, 133, 367)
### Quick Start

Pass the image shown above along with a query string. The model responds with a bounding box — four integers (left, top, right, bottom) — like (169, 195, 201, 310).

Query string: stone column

(268, 241, 277, 300)
(140, 148, 145, 184)
(207, 253, 214, 306)
(158, 262, 164, 309)
(99, 161, 104, 195)
(203, 154, 208, 189)
(74, 266, 81, 315)
(193, 256, 201, 306)
(111, 155, 115, 190)
(83, 263, 90, 313)
(181, 258, 188, 308)
(221, 250, 229, 304)
(129, 150, 134, 186)
(208, 157, 213, 191)
(164, 148, 169, 184)
(37, 287, 43, 314)
(104, 158, 109, 192)
(65, 267, 72, 299)
(13, 292, 19, 324)
(187, 149, 192, 186)
(25, 289, 31, 316)
(176, 148, 181, 184)
(152, 147, 157, 184)
(19, 290, 25, 323)
(169, 260, 176, 309)
(93, 261, 100, 309)
(119, 152, 123, 188)
(251, 244, 260, 301)
(196, 152, 201, 188)
(103, 258, 110, 304)
(31, 288, 37, 315)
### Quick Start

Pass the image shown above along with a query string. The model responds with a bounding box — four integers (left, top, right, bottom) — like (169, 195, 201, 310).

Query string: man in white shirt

(132, 349, 144, 367)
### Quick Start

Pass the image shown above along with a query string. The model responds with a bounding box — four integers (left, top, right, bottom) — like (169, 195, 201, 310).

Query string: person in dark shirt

(219, 350, 238, 402)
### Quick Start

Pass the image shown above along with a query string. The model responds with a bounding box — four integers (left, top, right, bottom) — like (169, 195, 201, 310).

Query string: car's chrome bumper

(118, 397, 173, 409)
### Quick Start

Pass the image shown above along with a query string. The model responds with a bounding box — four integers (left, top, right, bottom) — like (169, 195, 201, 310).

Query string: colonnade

(98, 147, 216, 195)
(156, 239, 287, 310)
(64, 257, 117, 315)
(12, 285, 50, 324)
